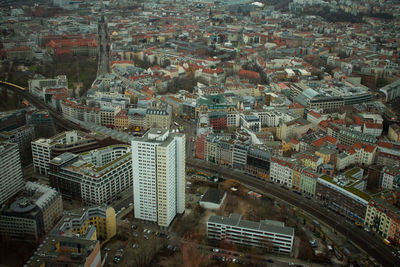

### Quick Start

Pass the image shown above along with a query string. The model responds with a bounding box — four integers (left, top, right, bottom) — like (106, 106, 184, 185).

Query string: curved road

(1, 82, 82, 131)
(187, 159, 399, 267)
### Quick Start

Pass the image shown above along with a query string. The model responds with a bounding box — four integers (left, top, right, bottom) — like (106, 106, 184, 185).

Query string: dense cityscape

(1, 0, 400, 266)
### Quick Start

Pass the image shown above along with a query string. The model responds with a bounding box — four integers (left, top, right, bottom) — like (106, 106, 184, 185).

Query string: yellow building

(388, 124, 400, 142)
(292, 167, 303, 191)
(55, 206, 116, 242)
(365, 200, 391, 239)
(315, 146, 337, 165)
(281, 139, 292, 152)
(114, 109, 129, 130)
(294, 152, 324, 172)
(28, 236, 101, 267)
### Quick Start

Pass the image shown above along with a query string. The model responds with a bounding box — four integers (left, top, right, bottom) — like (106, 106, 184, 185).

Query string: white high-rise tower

(0, 142, 24, 205)
(132, 128, 185, 227)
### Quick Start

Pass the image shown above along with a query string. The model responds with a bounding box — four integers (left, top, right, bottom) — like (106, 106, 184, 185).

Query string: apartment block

(207, 214, 294, 254)
(48, 145, 133, 205)
(131, 128, 185, 227)
(364, 199, 394, 240)
(269, 157, 297, 187)
(32, 131, 119, 176)
(316, 169, 369, 223)
(379, 166, 400, 190)
(145, 102, 172, 129)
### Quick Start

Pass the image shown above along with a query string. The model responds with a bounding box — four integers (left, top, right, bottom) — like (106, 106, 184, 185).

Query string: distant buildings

(0, 142, 24, 205)
(207, 213, 294, 254)
(28, 75, 68, 99)
(131, 128, 185, 227)
(199, 188, 227, 210)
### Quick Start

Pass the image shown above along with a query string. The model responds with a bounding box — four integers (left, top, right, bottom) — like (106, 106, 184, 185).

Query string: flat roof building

(207, 214, 294, 254)
(25, 236, 101, 267)
(49, 145, 133, 205)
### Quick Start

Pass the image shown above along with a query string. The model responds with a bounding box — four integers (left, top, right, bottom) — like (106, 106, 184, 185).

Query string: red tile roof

(238, 69, 260, 79)
(308, 110, 322, 119)
(364, 122, 383, 129)
(352, 142, 376, 153)
(312, 136, 337, 147)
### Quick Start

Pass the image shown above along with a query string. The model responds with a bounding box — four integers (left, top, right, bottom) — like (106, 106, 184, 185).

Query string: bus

(173, 121, 179, 126)
(384, 239, 392, 246)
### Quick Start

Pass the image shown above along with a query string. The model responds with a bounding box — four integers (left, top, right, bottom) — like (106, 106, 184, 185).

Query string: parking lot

(102, 215, 174, 266)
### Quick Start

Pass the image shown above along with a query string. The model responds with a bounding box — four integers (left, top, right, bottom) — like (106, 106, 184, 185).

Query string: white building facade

(269, 157, 296, 187)
(31, 138, 52, 176)
(0, 142, 24, 205)
(131, 129, 185, 227)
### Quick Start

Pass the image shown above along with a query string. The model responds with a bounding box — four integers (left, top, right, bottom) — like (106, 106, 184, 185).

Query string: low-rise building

(0, 109, 27, 132)
(240, 114, 261, 132)
(209, 112, 227, 131)
(32, 131, 119, 176)
(53, 206, 116, 241)
(338, 128, 377, 146)
(27, 236, 101, 267)
(199, 188, 227, 210)
(376, 142, 400, 167)
(0, 197, 44, 240)
(207, 213, 294, 254)
(277, 117, 313, 140)
(353, 143, 377, 166)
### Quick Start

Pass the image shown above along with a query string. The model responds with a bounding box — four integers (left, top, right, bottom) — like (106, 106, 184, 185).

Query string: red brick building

(208, 112, 227, 131)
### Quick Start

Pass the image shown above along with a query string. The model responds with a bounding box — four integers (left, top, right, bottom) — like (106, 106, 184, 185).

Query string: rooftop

(208, 213, 294, 236)
(200, 188, 226, 204)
